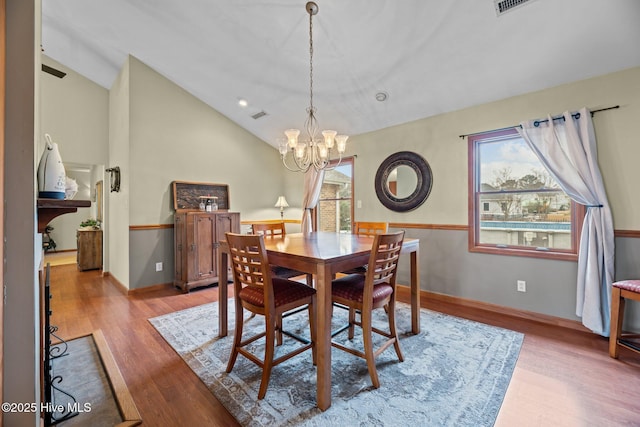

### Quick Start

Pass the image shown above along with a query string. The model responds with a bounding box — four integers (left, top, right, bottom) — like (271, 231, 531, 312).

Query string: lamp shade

(274, 196, 289, 208)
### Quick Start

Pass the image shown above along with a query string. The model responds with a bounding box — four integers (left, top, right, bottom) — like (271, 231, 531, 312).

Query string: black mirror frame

(374, 151, 433, 212)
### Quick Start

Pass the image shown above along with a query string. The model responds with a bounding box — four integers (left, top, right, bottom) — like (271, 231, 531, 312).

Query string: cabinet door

(215, 212, 239, 242)
(194, 214, 216, 279)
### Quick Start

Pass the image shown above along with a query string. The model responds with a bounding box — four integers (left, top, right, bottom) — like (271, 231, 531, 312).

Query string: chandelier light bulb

(322, 130, 337, 148)
(285, 129, 300, 148)
(317, 143, 328, 160)
(295, 143, 307, 160)
(336, 135, 349, 153)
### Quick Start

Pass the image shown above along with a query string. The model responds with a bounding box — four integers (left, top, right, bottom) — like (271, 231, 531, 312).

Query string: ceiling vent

(251, 111, 267, 120)
(494, 0, 536, 16)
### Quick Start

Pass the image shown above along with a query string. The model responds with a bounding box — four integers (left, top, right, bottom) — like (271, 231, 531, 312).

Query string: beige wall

(40, 55, 109, 250)
(121, 56, 291, 288)
(347, 67, 640, 230)
(127, 56, 286, 226)
(108, 56, 131, 286)
(39, 55, 109, 165)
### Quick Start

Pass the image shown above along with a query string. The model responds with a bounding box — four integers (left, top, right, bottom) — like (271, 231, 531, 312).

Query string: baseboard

(48, 248, 77, 253)
(103, 272, 129, 296)
(127, 282, 174, 296)
(396, 285, 590, 333)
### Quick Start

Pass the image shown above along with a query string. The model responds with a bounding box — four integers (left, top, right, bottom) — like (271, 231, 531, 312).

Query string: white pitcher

(37, 134, 66, 199)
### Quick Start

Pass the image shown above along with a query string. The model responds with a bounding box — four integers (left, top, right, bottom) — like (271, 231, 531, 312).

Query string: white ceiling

(41, 0, 640, 148)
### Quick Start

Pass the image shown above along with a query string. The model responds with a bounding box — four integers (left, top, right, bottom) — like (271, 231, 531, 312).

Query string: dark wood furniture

(341, 221, 389, 275)
(225, 233, 316, 399)
(174, 211, 240, 292)
(331, 231, 405, 388)
(609, 279, 640, 358)
(171, 180, 230, 210)
(37, 198, 91, 233)
(77, 229, 103, 271)
(251, 222, 312, 289)
(218, 231, 420, 411)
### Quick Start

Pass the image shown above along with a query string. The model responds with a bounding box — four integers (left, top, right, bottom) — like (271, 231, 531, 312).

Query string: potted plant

(79, 218, 101, 230)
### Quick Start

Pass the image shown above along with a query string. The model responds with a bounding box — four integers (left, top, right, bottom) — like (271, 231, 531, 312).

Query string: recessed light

(375, 92, 388, 102)
(238, 98, 248, 107)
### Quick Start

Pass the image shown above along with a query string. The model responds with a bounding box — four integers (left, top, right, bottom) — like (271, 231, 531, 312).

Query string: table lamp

(274, 196, 289, 219)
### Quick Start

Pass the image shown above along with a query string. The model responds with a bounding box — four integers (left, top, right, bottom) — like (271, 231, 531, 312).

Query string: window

(315, 157, 354, 233)
(468, 128, 583, 260)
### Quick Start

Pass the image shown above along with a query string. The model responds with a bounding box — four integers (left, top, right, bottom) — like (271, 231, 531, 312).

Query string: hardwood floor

(48, 265, 640, 426)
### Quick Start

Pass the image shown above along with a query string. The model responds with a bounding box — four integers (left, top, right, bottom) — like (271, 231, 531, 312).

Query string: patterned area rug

(149, 299, 523, 426)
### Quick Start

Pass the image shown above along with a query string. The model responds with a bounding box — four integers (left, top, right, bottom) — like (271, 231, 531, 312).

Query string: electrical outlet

(155, 262, 163, 272)
(517, 280, 526, 292)
(357, 200, 362, 209)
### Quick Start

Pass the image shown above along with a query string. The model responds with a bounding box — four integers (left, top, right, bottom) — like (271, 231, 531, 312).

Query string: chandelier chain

(309, 8, 314, 114)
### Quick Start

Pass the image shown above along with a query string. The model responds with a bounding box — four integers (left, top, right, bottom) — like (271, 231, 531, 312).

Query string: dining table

(217, 231, 420, 411)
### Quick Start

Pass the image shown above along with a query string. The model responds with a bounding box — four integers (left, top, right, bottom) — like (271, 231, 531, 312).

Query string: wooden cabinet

(174, 211, 240, 292)
(77, 229, 103, 271)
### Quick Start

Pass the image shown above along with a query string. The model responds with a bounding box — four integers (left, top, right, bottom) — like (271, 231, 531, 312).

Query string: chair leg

(306, 274, 313, 287)
(308, 295, 317, 366)
(226, 303, 245, 373)
(276, 314, 283, 346)
(361, 306, 380, 388)
(258, 314, 277, 399)
(348, 308, 356, 339)
(609, 286, 624, 359)
(388, 297, 404, 362)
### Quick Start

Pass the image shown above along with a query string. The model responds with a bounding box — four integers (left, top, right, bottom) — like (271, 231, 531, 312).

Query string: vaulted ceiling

(41, 0, 640, 147)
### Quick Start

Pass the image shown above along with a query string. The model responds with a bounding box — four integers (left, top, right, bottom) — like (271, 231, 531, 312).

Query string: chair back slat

(226, 233, 270, 292)
(367, 231, 404, 287)
(353, 221, 388, 237)
(252, 222, 286, 237)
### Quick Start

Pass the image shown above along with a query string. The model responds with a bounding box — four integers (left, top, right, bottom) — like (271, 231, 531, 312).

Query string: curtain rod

(458, 105, 620, 139)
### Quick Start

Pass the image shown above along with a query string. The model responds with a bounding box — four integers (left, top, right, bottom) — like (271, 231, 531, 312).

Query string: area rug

(149, 299, 523, 427)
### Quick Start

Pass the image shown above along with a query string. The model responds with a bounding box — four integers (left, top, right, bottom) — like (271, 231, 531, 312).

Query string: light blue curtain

(301, 168, 325, 233)
(518, 107, 614, 336)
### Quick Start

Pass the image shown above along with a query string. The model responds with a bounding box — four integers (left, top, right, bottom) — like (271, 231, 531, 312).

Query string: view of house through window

(469, 128, 581, 259)
(316, 158, 353, 233)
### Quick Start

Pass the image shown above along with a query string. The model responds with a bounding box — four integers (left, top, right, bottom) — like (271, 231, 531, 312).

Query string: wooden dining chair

(252, 222, 313, 287)
(330, 230, 405, 389)
(225, 232, 317, 399)
(609, 279, 640, 359)
(353, 221, 389, 237)
(340, 221, 389, 276)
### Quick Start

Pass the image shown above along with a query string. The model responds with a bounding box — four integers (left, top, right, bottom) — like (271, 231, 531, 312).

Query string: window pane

(316, 159, 353, 233)
(478, 190, 573, 250)
(469, 128, 582, 259)
(478, 137, 559, 192)
(317, 199, 352, 232)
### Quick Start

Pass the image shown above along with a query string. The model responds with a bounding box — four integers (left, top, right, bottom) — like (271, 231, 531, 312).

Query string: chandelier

(278, 1, 348, 173)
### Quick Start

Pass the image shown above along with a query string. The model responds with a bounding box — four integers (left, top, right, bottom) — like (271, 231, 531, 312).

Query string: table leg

(315, 263, 332, 411)
(218, 250, 228, 337)
(410, 248, 420, 334)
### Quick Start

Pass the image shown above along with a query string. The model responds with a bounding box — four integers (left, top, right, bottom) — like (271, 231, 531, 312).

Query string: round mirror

(375, 151, 433, 212)
(386, 165, 418, 198)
